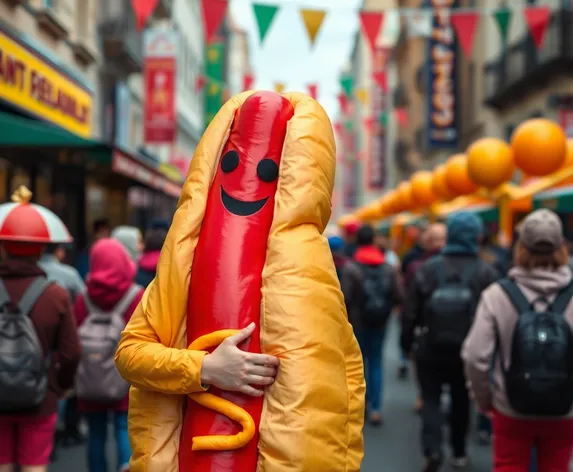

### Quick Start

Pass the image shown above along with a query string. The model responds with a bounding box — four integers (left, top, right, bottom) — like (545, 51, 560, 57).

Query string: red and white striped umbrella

(0, 187, 72, 243)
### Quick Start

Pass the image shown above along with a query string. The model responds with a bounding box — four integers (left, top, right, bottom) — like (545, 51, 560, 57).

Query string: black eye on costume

(257, 159, 279, 183)
(221, 150, 240, 173)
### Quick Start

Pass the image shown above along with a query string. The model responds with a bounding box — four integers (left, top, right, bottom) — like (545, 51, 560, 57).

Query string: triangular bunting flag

(395, 108, 408, 128)
(344, 120, 353, 132)
(338, 93, 350, 115)
(308, 83, 318, 100)
(493, 8, 512, 44)
(201, 0, 229, 44)
(340, 75, 354, 97)
(333, 122, 343, 137)
(208, 82, 221, 96)
(252, 3, 280, 44)
(379, 112, 388, 127)
(364, 117, 375, 134)
(373, 71, 388, 93)
(355, 88, 368, 106)
(359, 11, 385, 53)
(130, 0, 160, 30)
(195, 75, 206, 93)
(451, 12, 480, 59)
(243, 73, 254, 91)
(300, 9, 327, 46)
(274, 82, 285, 93)
(523, 5, 551, 50)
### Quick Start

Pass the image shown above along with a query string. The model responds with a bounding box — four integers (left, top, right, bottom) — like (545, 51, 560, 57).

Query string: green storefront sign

(204, 41, 225, 128)
(533, 186, 573, 212)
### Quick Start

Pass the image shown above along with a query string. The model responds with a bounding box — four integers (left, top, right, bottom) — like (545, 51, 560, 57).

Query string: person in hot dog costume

(115, 91, 365, 472)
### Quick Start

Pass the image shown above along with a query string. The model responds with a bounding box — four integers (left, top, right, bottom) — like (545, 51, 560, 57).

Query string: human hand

(200, 323, 280, 397)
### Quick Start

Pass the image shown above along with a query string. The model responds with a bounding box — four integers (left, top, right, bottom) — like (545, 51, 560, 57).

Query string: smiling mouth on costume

(220, 187, 269, 216)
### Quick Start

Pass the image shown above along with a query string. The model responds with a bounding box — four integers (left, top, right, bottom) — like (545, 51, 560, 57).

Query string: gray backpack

(76, 285, 140, 402)
(0, 277, 52, 411)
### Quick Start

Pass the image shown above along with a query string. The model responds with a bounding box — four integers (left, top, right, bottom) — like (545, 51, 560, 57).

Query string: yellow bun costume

(115, 92, 365, 472)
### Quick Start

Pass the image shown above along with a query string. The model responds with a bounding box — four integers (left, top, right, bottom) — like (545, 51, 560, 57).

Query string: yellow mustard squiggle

(188, 330, 256, 451)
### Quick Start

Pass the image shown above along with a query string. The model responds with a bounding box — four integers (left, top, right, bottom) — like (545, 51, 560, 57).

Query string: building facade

(226, 19, 251, 97)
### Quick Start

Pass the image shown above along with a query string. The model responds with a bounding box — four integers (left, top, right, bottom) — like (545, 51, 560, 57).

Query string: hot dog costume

(115, 91, 365, 472)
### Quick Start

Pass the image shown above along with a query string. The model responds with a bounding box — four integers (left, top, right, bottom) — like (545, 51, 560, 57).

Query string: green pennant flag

(379, 112, 388, 127)
(344, 120, 353, 132)
(253, 3, 280, 44)
(493, 8, 512, 43)
(340, 75, 354, 97)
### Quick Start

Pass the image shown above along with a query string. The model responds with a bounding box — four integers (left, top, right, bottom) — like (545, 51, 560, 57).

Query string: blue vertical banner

(426, 0, 459, 148)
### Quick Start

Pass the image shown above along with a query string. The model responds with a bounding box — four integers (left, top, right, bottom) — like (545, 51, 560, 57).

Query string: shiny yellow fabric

(115, 92, 365, 472)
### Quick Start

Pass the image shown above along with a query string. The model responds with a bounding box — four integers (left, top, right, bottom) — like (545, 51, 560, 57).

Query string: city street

(49, 318, 492, 472)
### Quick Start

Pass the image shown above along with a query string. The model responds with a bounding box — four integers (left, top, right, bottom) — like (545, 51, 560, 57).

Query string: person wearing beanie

(402, 212, 499, 471)
(463, 209, 573, 471)
(328, 235, 347, 282)
(341, 224, 403, 426)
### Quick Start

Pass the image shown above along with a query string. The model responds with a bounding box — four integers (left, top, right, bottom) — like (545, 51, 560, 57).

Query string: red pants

(493, 410, 573, 471)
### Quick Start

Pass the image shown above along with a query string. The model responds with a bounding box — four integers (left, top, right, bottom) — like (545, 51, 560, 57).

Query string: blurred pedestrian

(463, 209, 573, 471)
(341, 224, 403, 426)
(136, 228, 167, 288)
(74, 239, 144, 472)
(39, 243, 86, 449)
(402, 212, 498, 471)
(328, 235, 347, 282)
(112, 226, 143, 263)
(375, 230, 400, 269)
(0, 196, 80, 472)
(76, 219, 111, 280)
(342, 220, 360, 258)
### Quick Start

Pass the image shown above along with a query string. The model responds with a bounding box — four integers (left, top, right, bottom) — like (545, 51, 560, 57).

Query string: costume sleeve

(115, 300, 207, 395)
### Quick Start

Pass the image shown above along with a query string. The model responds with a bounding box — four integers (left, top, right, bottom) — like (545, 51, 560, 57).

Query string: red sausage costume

(115, 91, 365, 472)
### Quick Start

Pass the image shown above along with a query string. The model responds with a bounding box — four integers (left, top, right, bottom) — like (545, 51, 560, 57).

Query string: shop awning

(533, 185, 573, 212)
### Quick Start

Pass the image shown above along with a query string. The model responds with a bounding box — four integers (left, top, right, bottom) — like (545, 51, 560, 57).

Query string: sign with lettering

(144, 29, 177, 144)
(0, 29, 93, 137)
(426, 0, 458, 148)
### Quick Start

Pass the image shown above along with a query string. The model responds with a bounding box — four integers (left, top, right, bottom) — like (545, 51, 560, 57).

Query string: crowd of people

(330, 209, 573, 472)
(0, 217, 168, 472)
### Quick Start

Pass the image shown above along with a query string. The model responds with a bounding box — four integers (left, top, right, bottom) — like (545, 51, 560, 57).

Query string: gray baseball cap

(519, 209, 564, 254)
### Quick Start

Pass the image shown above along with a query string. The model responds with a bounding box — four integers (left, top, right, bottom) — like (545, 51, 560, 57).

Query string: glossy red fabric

(180, 91, 294, 472)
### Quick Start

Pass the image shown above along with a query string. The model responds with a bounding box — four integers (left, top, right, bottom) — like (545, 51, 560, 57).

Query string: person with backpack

(402, 212, 499, 472)
(341, 224, 403, 426)
(0, 187, 81, 472)
(463, 209, 573, 471)
(74, 238, 144, 472)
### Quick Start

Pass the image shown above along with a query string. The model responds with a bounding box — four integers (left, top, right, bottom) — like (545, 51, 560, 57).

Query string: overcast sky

(229, 0, 363, 121)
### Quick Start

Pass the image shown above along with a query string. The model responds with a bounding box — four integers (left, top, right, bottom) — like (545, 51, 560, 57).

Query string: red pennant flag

(195, 75, 206, 93)
(364, 117, 375, 134)
(338, 93, 350, 115)
(243, 73, 255, 91)
(395, 108, 409, 128)
(307, 83, 318, 100)
(130, 0, 159, 30)
(333, 122, 343, 137)
(372, 71, 388, 92)
(359, 11, 385, 52)
(451, 12, 480, 58)
(523, 5, 551, 50)
(201, 0, 229, 44)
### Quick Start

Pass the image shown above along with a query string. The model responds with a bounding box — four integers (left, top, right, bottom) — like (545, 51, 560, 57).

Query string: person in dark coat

(135, 228, 167, 288)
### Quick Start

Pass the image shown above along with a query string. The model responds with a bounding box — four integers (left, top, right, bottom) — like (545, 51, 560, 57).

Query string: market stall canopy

(433, 194, 498, 223)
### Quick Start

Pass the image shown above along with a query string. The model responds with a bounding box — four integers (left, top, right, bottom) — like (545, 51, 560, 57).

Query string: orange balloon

(563, 139, 573, 168)
(410, 171, 437, 206)
(432, 164, 455, 201)
(467, 138, 515, 189)
(445, 154, 479, 195)
(511, 118, 566, 176)
(396, 181, 415, 211)
(386, 191, 401, 214)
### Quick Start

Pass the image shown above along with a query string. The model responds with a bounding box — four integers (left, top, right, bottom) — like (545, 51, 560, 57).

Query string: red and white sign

(144, 29, 177, 144)
(112, 150, 181, 198)
(170, 147, 192, 179)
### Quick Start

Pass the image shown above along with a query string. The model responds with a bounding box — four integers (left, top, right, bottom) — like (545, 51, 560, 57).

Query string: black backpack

(423, 258, 478, 354)
(497, 278, 573, 416)
(359, 263, 392, 328)
(0, 277, 52, 411)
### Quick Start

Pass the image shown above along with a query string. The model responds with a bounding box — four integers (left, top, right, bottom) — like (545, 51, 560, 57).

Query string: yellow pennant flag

(300, 8, 327, 46)
(208, 82, 220, 96)
(355, 88, 368, 106)
(274, 82, 286, 93)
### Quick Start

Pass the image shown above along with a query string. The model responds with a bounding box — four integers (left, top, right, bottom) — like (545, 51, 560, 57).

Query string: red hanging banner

(131, 0, 159, 31)
(201, 0, 229, 44)
(359, 11, 385, 53)
(524, 5, 551, 50)
(372, 71, 388, 92)
(243, 73, 255, 91)
(195, 75, 206, 93)
(307, 83, 318, 100)
(144, 29, 177, 144)
(451, 11, 480, 59)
